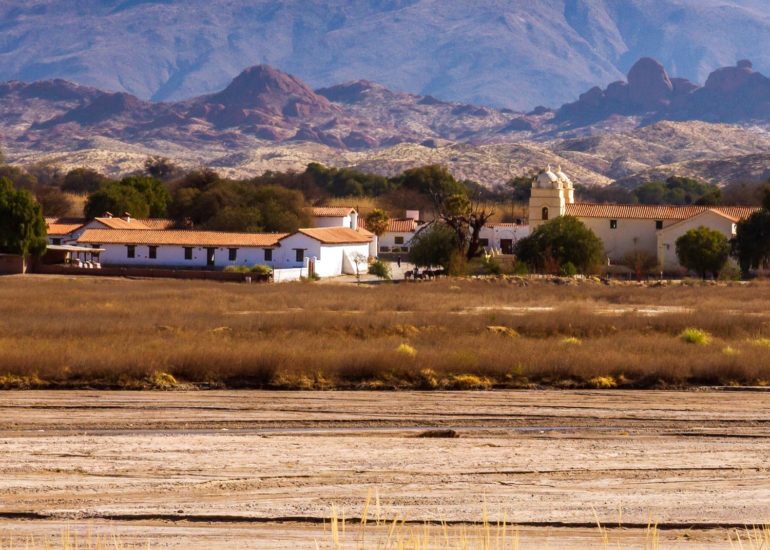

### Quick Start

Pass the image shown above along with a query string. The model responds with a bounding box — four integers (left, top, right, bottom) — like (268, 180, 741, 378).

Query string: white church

(529, 166, 759, 273)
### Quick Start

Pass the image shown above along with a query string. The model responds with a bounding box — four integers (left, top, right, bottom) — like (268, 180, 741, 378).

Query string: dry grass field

(1, 275, 770, 389)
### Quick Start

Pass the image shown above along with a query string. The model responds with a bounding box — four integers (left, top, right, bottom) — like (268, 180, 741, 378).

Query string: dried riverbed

(0, 390, 768, 548)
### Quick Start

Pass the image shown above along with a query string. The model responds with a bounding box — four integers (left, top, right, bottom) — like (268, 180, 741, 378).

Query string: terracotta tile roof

(77, 229, 287, 247)
(485, 223, 527, 228)
(140, 218, 175, 229)
(46, 217, 87, 235)
(359, 217, 419, 233)
(310, 206, 356, 217)
(292, 227, 372, 244)
(565, 203, 760, 221)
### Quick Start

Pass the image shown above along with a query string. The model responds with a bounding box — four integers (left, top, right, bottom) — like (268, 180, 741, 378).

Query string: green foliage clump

(408, 224, 458, 269)
(368, 259, 391, 280)
(0, 177, 47, 257)
(634, 176, 721, 205)
(170, 170, 309, 233)
(364, 208, 389, 237)
(62, 168, 111, 193)
(514, 216, 604, 275)
(680, 328, 711, 345)
(675, 226, 730, 279)
(85, 176, 170, 219)
(732, 209, 770, 278)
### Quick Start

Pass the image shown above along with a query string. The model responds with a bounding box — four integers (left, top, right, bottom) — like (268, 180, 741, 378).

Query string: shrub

(409, 224, 458, 269)
(250, 264, 273, 275)
(680, 328, 711, 345)
(561, 336, 581, 345)
(676, 226, 730, 279)
(560, 261, 577, 277)
(588, 375, 617, 389)
(368, 260, 391, 280)
(224, 265, 250, 273)
(395, 343, 417, 358)
(515, 216, 604, 275)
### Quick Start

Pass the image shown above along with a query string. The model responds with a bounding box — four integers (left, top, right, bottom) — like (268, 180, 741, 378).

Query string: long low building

(529, 166, 760, 273)
(76, 226, 372, 278)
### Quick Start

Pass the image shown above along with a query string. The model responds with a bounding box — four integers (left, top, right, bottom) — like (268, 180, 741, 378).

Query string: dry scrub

(1, 276, 770, 389)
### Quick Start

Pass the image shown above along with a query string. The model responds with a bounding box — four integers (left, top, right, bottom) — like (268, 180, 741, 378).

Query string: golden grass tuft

(395, 343, 417, 358)
(680, 328, 711, 345)
(588, 375, 617, 389)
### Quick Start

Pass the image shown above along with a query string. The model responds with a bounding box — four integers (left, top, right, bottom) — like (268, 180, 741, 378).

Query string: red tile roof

(292, 227, 372, 244)
(359, 217, 419, 233)
(46, 217, 87, 236)
(91, 217, 176, 230)
(565, 204, 759, 221)
(310, 206, 356, 217)
(77, 229, 287, 247)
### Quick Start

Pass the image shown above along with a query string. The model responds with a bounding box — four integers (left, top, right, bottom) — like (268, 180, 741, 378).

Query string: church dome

(556, 165, 573, 188)
(536, 165, 559, 188)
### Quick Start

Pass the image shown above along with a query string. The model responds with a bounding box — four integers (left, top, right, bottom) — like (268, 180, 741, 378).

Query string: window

(228, 248, 238, 261)
(610, 219, 618, 229)
(394, 236, 405, 245)
(479, 238, 489, 247)
(542, 207, 549, 221)
(51, 238, 62, 246)
(184, 247, 193, 260)
(148, 246, 157, 259)
(295, 249, 304, 263)
(92, 244, 101, 249)
(655, 220, 663, 230)
(264, 249, 273, 262)
(126, 245, 135, 259)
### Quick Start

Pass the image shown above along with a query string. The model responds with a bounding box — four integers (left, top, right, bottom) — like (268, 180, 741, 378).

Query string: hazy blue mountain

(0, 1, 768, 109)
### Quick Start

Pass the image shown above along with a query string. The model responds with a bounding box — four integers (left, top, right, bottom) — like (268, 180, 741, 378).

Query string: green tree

(62, 168, 111, 193)
(85, 184, 150, 219)
(144, 156, 180, 181)
(633, 176, 720, 206)
(515, 216, 604, 275)
(732, 210, 770, 278)
(675, 226, 730, 279)
(364, 208, 390, 237)
(408, 224, 458, 269)
(0, 165, 37, 191)
(0, 177, 47, 257)
(118, 176, 170, 217)
(36, 187, 73, 217)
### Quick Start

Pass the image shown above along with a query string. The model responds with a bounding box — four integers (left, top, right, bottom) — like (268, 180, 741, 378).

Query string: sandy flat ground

(0, 390, 768, 548)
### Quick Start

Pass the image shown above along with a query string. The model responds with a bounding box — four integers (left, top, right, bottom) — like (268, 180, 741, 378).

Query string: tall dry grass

(320, 496, 770, 549)
(1, 276, 770, 389)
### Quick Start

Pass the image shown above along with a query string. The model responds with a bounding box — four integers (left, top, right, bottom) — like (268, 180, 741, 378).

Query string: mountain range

(1, 1, 769, 110)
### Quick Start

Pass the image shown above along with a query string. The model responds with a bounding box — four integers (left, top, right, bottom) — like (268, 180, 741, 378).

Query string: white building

(479, 223, 530, 254)
(528, 166, 759, 272)
(76, 226, 372, 278)
(309, 207, 358, 230)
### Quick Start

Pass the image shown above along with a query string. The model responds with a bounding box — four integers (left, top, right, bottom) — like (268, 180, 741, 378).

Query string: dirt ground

(0, 390, 769, 548)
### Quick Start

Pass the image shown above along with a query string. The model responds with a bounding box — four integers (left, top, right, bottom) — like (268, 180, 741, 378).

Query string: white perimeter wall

(97, 244, 275, 269)
(479, 226, 530, 252)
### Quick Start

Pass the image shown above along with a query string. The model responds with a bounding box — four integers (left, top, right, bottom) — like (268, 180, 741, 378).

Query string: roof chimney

(103, 211, 113, 218)
(406, 210, 420, 221)
(123, 212, 131, 223)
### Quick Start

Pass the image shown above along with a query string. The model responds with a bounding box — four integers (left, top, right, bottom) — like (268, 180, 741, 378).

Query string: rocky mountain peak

(207, 64, 335, 117)
(627, 57, 674, 108)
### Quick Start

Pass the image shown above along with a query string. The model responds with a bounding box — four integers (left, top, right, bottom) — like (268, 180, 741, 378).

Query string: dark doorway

(501, 239, 513, 254)
(206, 248, 216, 267)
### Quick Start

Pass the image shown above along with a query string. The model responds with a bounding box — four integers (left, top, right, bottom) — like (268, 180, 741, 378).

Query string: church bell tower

(529, 165, 574, 229)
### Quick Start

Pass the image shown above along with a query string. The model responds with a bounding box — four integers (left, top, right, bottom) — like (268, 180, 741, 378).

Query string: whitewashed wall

(96, 244, 274, 269)
(657, 214, 736, 272)
(578, 217, 674, 263)
(479, 225, 530, 253)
